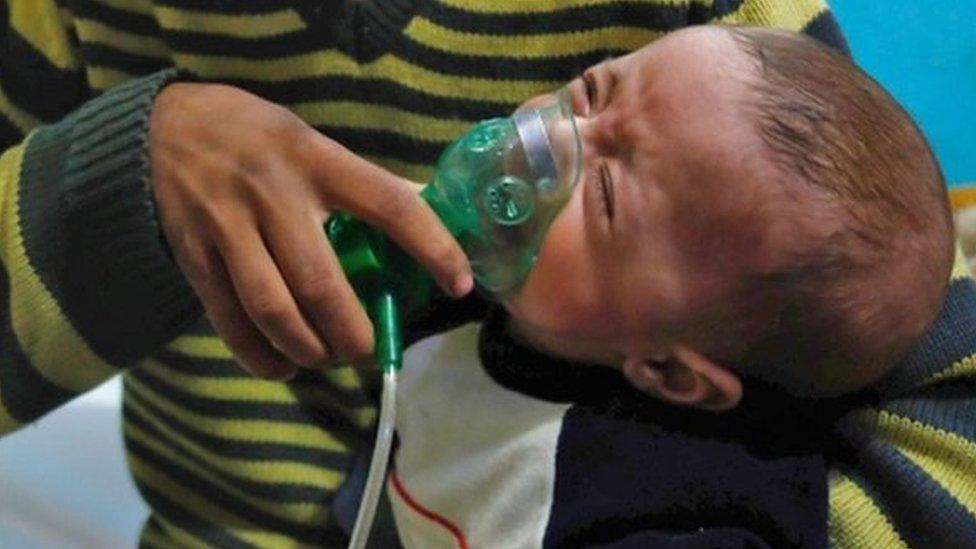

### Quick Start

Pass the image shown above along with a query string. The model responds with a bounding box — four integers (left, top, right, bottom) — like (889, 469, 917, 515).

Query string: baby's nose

(575, 113, 624, 157)
(575, 117, 604, 155)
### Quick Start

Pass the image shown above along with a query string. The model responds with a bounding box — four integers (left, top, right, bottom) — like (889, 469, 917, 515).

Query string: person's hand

(149, 83, 473, 380)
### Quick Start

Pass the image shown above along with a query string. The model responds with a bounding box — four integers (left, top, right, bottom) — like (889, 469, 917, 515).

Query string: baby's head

(501, 26, 953, 410)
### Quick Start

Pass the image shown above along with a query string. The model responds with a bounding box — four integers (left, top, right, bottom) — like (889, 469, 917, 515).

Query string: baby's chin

(498, 264, 603, 344)
(496, 288, 535, 330)
(497, 260, 569, 328)
(497, 281, 621, 366)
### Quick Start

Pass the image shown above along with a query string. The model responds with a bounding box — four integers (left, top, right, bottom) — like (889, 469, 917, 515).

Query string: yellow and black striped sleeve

(0, 1, 200, 435)
(828, 251, 976, 548)
(714, 0, 849, 55)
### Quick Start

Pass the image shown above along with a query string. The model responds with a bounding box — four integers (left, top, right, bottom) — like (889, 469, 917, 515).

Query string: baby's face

(502, 27, 801, 367)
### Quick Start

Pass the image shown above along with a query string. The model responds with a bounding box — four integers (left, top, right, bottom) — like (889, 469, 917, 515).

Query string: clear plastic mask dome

(427, 89, 582, 298)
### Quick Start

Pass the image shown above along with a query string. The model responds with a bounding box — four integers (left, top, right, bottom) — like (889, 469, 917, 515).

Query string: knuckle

(248, 294, 290, 327)
(231, 151, 285, 196)
(263, 101, 304, 135)
(294, 272, 338, 308)
(364, 184, 414, 231)
(172, 237, 211, 284)
(237, 160, 269, 185)
(237, 165, 276, 201)
(201, 210, 241, 250)
(293, 130, 340, 183)
(382, 185, 414, 220)
(291, 125, 327, 158)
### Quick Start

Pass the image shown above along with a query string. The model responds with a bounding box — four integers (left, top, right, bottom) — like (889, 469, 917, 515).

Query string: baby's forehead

(619, 26, 750, 79)
(609, 37, 756, 124)
(591, 28, 794, 259)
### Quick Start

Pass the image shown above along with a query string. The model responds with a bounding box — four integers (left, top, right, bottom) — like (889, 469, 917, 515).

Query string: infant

(501, 25, 952, 407)
(387, 25, 956, 548)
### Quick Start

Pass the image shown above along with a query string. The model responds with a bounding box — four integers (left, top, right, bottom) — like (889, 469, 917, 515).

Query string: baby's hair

(722, 27, 954, 394)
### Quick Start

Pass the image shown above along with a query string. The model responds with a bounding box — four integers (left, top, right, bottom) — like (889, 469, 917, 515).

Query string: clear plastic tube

(348, 370, 397, 549)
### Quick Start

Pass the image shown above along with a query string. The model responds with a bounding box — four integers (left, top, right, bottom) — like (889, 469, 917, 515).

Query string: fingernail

(453, 273, 474, 297)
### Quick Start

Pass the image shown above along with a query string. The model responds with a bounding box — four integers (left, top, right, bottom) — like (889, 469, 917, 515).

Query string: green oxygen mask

(423, 87, 582, 297)
(325, 88, 581, 373)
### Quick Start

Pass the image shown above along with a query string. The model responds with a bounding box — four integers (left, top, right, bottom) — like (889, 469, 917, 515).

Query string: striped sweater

(0, 1, 972, 547)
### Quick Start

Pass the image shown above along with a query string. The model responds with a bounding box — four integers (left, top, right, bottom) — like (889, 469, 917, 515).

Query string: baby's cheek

(502, 283, 597, 342)
(503, 197, 603, 332)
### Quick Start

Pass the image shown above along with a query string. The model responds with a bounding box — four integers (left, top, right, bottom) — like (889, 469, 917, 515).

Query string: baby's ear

(621, 347, 742, 412)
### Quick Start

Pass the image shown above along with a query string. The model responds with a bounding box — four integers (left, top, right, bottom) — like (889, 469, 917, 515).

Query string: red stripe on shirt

(389, 468, 470, 549)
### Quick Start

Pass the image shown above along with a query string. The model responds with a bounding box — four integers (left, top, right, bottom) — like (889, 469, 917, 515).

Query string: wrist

(21, 69, 202, 365)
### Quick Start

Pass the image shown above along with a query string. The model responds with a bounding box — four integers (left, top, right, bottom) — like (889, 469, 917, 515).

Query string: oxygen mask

(423, 88, 582, 298)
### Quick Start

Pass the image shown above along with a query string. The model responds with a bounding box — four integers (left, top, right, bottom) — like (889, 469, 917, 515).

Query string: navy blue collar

(477, 306, 863, 458)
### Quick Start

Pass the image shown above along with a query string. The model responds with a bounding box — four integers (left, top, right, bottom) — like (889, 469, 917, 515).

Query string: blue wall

(830, 2, 975, 185)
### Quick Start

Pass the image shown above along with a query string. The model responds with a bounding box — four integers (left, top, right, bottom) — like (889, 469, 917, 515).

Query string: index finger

(304, 136, 474, 297)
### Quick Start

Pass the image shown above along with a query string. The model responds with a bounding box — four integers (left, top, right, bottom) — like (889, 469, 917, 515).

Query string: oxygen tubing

(348, 292, 401, 549)
(348, 369, 397, 549)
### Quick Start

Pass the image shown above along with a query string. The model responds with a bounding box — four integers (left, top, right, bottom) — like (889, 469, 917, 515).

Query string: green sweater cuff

(19, 69, 202, 366)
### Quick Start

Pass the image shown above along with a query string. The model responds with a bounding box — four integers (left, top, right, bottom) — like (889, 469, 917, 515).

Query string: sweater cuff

(21, 69, 202, 366)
